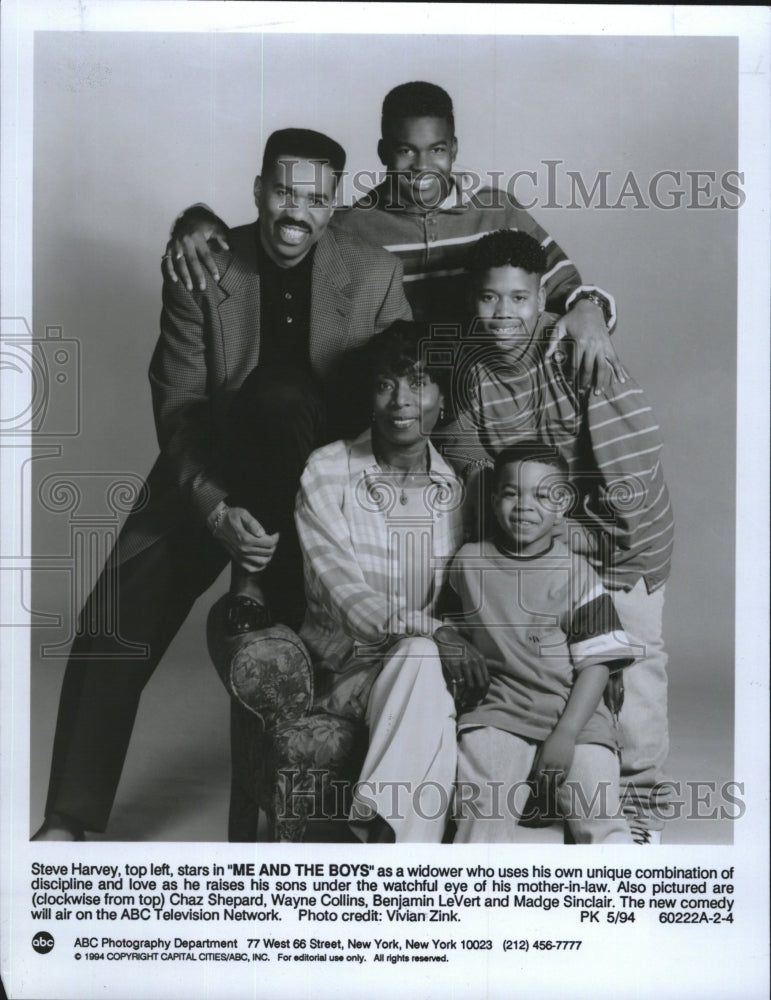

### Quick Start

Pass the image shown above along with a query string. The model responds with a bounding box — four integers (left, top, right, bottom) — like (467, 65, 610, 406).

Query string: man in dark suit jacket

(34, 128, 411, 840)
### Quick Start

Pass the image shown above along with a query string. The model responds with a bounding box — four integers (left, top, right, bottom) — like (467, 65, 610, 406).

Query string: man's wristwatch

(571, 290, 612, 327)
(208, 500, 229, 537)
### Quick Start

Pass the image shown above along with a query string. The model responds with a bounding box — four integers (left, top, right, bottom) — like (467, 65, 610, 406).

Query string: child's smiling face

(492, 459, 567, 555)
(472, 265, 546, 357)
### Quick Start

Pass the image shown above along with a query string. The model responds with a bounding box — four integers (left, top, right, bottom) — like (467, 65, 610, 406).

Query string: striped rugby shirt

(332, 174, 616, 325)
(439, 313, 674, 593)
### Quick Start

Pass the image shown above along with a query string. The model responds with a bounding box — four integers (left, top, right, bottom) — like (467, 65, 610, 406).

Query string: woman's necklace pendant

(400, 489, 408, 505)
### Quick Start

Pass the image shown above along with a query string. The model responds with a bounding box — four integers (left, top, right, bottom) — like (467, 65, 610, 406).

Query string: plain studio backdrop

(29, 32, 737, 841)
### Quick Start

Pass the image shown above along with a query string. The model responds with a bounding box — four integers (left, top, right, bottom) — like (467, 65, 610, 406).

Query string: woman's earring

(439, 407, 445, 422)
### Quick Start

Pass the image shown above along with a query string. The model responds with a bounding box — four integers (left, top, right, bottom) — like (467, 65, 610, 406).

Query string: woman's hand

(434, 625, 489, 707)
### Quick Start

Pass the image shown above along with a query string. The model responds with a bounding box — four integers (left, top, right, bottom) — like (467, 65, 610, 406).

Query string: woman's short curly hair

(366, 320, 448, 395)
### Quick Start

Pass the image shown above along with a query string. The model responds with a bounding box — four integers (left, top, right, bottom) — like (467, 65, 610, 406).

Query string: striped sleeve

(579, 377, 674, 587)
(566, 560, 637, 671)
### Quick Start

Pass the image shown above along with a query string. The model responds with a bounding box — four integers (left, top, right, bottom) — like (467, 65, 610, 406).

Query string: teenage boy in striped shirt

(438, 228, 674, 843)
(165, 81, 623, 392)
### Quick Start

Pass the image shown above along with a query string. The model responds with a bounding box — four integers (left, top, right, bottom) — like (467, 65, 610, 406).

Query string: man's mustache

(275, 217, 312, 233)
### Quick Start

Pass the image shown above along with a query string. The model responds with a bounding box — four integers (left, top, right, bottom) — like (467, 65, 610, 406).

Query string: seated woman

(294, 321, 486, 843)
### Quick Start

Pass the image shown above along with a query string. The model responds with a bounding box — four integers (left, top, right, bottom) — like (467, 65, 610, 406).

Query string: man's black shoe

(224, 594, 273, 636)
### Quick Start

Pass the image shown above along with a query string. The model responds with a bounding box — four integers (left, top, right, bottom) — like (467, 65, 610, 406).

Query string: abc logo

(32, 931, 54, 954)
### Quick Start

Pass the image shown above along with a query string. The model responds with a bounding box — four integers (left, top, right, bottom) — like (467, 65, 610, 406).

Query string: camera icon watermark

(418, 318, 579, 441)
(0, 317, 80, 437)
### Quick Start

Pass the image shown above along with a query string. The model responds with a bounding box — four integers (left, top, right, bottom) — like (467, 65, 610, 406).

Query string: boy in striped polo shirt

(440, 228, 674, 843)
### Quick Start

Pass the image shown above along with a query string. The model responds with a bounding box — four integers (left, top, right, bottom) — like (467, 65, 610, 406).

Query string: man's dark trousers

(44, 366, 324, 832)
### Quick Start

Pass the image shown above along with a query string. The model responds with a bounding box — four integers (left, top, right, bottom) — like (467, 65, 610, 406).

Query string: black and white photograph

(1, 3, 768, 999)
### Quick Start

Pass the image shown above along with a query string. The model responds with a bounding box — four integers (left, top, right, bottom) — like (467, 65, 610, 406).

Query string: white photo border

(1, 4, 768, 1000)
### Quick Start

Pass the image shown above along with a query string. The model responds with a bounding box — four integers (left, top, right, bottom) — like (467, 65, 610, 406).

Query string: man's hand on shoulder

(162, 205, 230, 292)
(546, 298, 628, 394)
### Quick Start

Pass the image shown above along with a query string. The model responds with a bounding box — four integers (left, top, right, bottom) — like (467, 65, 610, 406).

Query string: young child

(449, 446, 635, 844)
(439, 229, 674, 843)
